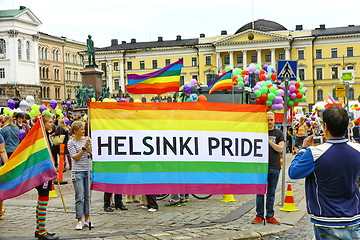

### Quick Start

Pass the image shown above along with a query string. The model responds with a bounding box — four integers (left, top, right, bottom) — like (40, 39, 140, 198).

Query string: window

(331, 66, 338, 79)
(114, 62, 119, 71)
(332, 89, 338, 100)
(347, 65, 354, 70)
(67, 89, 72, 99)
(316, 49, 322, 59)
(191, 57, 197, 67)
(347, 47, 354, 57)
(165, 59, 170, 66)
(331, 48, 338, 58)
(55, 87, 60, 99)
(152, 60, 157, 69)
(298, 50, 304, 60)
(224, 55, 230, 65)
(265, 52, 271, 62)
(54, 69, 58, 80)
(0, 68, 5, 78)
(237, 54, 243, 64)
(73, 54, 77, 64)
(140, 61, 145, 69)
(298, 69, 305, 80)
(279, 51, 285, 60)
(349, 88, 355, 100)
(180, 76, 185, 86)
(66, 53, 70, 62)
(251, 53, 257, 62)
(17, 39, 22, 59)
(46, 68, 49, 79)
(316, 68, 323, 80)
(101, 62, 106, 72)
(52, 49, 56, 61)
(44, 47, 48, 60)
(192, 75, 198, 80)
(205, 56, 212, 65)
(26, 41, 30, 60)
(317, 89, 323, 101)
(0, 39, 6, 59)
(127, 61, 132, 70)
(114, 79, 120, 90)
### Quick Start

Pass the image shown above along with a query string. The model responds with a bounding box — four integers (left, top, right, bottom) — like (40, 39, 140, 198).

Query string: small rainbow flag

(126, 59, 183, 94)
(208, 70, 233, 94)
(89, 101, 268, 195)
(0, 120, 57, 201)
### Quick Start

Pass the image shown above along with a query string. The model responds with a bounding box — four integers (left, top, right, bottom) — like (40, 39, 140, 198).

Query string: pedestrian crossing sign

(277, 61, 297, 80)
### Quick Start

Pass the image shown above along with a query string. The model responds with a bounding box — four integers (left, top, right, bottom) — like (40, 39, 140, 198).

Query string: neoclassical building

(94, 19, 360, 110)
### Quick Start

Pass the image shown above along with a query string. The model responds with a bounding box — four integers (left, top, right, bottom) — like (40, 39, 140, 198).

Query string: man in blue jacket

(289, 106, 360, 239)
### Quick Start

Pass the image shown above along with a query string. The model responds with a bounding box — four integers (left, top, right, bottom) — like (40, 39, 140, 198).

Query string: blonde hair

(70, 121, 84, 135)
(267, 112, 275, 117)
(41, 114, 53, 124)
(58, 118, 68, 130)
(3, 115, 15, 127)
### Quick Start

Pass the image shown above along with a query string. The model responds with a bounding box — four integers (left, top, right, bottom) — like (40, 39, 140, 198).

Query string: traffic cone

(280, 184, 299, 211)
(49, 189, 58, 198)
(220, 194, 237, 202)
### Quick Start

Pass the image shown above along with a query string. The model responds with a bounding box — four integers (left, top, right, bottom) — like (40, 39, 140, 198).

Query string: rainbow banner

(126, 59, 183, 94)
(208, 70, 233, 94)
(89, 102, 268, 195)
(0, 120, 57, 201)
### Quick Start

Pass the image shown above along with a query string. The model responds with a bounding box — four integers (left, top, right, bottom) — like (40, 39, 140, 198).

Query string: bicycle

(156, 194, 212, 200)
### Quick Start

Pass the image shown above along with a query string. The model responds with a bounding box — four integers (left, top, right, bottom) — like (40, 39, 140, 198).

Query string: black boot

(38, 233, 59, 240)
(35, 231, 56, 238)
(115, 204, 128, 210)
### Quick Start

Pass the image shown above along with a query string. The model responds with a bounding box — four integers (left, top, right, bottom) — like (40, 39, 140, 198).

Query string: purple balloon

(39, 105, 47, 113)
(263, 65, 268, 72)
(50, 100, 57, 109)
(311, 116, 316, 121)
(66, 101, 71, 108)
(63, 117, 70, 126)
(290, 93, 297, 100)
(119, 98, 126, 102)
(289, 85, 296, 92)
(7, 99, 15, 110)
(183, 84, 192, 94)
(18, 129, 26, 140)
(289, 81, 296, 86)
(277, 89, 284, 97)
(274, 96, 283, 104)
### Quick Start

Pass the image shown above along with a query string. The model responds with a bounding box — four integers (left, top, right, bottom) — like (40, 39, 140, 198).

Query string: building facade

(0, 6, 42, 106)
(93, 19, 360, 109)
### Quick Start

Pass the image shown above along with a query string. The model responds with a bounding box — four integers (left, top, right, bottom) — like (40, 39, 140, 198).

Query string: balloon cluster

(179, 79, 208, 102)
(351, 104, 360, 111)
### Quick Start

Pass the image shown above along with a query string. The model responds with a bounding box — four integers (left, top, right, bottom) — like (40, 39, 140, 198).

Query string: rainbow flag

(126, 59, 183, 94)
(89, 102, 268, 195)
(0, 120, 57, 201)
(208, 70, 233, 94)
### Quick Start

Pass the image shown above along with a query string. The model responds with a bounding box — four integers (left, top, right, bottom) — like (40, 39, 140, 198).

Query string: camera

(312, 136, 323, 145)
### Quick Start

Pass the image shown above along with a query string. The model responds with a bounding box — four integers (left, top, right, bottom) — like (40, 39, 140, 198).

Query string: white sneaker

(141, 205, 148, 209)
(75, 221, 83, 230)
(148, 208, 157, 212)
(84, 221, 94, 228)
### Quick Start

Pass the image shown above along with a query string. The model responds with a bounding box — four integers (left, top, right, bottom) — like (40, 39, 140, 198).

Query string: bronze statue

(88, 85, 96, 100)
(87, 35, 96, 66)
(98, 82, 110, 101)
(79, 84, 88, 108)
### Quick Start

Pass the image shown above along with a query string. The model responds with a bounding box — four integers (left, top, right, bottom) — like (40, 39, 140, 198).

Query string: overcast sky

(1, 0, 360, 48)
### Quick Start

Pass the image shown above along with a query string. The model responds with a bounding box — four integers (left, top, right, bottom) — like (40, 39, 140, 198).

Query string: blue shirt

(0, 125, 20, 153)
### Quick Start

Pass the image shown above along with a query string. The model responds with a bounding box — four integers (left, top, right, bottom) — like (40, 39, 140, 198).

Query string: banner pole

(56, 181, 67, 213)
(87, 100, 92, 230)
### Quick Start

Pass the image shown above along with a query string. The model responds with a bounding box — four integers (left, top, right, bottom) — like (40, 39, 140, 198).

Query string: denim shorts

(314, 224, 360, 240)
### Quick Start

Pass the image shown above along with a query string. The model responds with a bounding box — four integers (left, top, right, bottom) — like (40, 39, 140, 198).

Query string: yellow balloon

(91, 98, 96, 102)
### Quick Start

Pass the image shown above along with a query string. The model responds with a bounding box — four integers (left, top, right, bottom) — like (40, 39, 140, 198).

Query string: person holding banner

(0, 133, 8, 220)
(35, 115, 59, 240)
(68, 121, 93, 230)
(251, 112, 284, 225)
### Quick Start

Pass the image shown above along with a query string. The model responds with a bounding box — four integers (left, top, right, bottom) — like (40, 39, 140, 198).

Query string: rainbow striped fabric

(126, 59, 183, 94)
(208, 70, 233, 94)
(89, 101, 268, 195)
(0, 120, 57, 201)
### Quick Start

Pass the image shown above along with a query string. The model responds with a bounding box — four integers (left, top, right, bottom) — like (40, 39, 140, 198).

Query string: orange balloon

(198, 95, 208, 102)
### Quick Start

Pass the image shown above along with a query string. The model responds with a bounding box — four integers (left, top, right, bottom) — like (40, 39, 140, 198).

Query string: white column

(257, 49, 262, 66)
(107, 60, 113, 96)
(120, 58, 125, 93)
(229, 51, 234, 68)
(216, 52, 222, 73)
(242, 50, 247, 68)
(270, 48, 276, 66)
(285, 47, 291, 60)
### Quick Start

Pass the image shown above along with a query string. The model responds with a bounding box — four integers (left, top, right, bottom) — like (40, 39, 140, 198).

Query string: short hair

(323, 106, 348, 137)
(70, 121, 84, 135)
(267, 112, 275, 118)
(41, 114, 53, 124)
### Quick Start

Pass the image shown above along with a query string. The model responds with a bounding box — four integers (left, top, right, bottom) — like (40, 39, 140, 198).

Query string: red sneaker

(251, 216, 263, 224)
(266, 217, 281, 225)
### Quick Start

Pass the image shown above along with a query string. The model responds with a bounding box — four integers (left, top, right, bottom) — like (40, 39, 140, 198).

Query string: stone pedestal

(80, 66, 104, 99)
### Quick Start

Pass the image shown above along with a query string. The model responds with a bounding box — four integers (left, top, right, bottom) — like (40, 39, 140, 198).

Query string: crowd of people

(1, 104, 360, 239)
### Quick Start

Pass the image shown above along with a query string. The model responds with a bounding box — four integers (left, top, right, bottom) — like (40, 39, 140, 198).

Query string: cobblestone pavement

(0, 154, 309, 240)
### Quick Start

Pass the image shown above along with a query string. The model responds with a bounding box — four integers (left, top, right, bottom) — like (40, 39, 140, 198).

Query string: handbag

(51, 135, 66, 146)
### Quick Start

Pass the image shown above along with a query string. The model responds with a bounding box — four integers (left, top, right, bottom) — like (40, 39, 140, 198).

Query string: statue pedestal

(80, 66, 104, 99)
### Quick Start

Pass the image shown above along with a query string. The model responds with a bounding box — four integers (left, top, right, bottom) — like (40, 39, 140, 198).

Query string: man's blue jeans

(256, 168, 280, 219)
(314, 224, 360, 239)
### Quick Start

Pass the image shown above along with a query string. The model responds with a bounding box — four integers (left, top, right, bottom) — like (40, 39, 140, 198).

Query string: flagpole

(86, 99, 92, 230)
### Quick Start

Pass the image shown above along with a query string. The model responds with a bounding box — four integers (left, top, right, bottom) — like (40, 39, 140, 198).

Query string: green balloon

(238, 76, 244, 81)
(266, 100, 272, 106)
(56, 109, 62, 115)
(42, 110, 51, 115)
(3, 108, 10, 115)
(301, 96, 307, 102)
(299, 89, 306, 94)
(288, 100, 294, 106)
(238, 81, 245, 86)
(254, 64, 261, 70)
(269, 86, 277, 93)
(296, 77, 301, 82)
(268, 92, 276, 100)
(261, 87, 268, 94)
(225, 66, 232, 72)
(31, 104, 40, 111)
(293, 98, 300, 103)
(254, 89, 261, 97)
